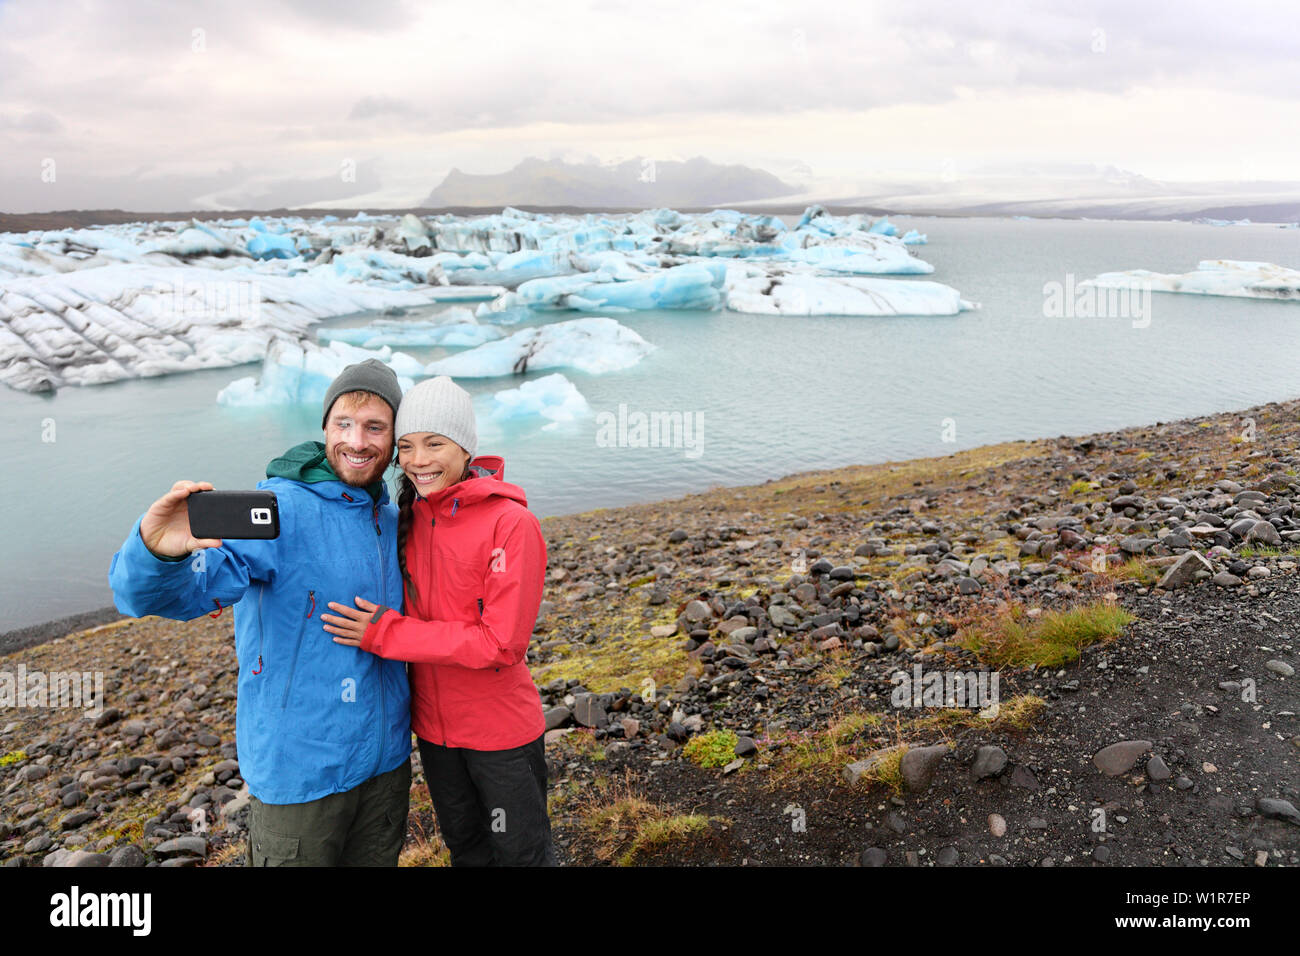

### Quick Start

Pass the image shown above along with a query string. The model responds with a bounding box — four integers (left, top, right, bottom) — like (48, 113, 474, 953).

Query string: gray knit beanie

(395, 375, 478, 457)
(321, 358, 403, 428)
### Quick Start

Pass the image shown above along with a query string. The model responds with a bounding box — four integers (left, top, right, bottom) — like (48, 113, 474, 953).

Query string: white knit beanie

(395, 375, 478, 458)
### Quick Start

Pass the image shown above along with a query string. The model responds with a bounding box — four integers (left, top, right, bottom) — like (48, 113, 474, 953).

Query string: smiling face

(324, 393, 394, 487)
(397, 431, 472, 496)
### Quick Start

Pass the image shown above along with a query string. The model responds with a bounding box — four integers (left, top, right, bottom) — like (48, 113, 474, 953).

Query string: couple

(107, 360, 555, 866)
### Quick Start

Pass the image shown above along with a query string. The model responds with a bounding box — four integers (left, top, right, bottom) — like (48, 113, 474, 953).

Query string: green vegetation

(682, 729, 739, 768)
(579, 790, 728, 866)
(957, 600, 1134, 668)
(0, 750, 27, 767)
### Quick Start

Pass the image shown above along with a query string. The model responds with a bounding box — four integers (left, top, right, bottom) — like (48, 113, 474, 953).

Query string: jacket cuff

(360, 605, 393, 652)
(125, 518, 192, 568)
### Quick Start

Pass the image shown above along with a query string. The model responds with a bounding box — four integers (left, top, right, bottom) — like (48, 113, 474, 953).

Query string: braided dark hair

(396, 472, 419, 604)
(394, 458, 475, 607)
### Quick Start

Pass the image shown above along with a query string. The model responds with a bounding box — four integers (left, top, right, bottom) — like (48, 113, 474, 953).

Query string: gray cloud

(0, 0, 1293, 211)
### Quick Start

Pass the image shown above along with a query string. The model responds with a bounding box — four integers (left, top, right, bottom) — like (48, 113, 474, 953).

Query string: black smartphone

(187, 490, 280, 540)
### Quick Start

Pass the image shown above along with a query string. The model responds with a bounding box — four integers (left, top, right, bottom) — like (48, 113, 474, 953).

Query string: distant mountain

(422, 156, 801, 208)
(727, 162, 1300, 222)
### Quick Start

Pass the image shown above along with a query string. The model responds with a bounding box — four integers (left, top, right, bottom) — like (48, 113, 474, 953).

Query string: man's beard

(327, 442, 392, 487)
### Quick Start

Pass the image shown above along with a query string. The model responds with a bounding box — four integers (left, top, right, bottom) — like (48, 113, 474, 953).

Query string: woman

(321, 375, 556, 866)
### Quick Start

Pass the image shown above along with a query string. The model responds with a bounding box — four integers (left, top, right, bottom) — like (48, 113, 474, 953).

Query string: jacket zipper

(372, 502, 386, 778)
(429, 508, 447, 745)
(280, 589, 313, 709)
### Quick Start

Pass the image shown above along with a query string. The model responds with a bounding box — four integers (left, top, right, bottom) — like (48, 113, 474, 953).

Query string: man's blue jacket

(107, 441, 411, 804)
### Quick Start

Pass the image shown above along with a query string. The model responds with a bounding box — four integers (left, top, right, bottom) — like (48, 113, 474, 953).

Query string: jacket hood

(415, 454, 528, 513)
(266, 440, 387, 504)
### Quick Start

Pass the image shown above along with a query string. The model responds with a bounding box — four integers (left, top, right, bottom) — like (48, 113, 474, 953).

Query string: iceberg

(0, 263, 451, 393)
(725, 267, 973, 316)
(217, 339, 417, 406)
(777, 240, 933, 275)
(503, 261, 725, 312)
(247, 232, 299, 260)
(1081, 260, 1300, 302)
(489, 372, 591, 430)
(424, 317, 654, 377)
(319, 308, 505, 348)
(0, 204, 970, 391)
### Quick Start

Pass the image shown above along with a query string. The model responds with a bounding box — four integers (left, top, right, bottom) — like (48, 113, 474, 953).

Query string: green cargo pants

(245, 757, 411, 866)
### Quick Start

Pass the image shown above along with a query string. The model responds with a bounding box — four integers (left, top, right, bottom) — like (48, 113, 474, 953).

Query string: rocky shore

(3, 397, 1299, 866)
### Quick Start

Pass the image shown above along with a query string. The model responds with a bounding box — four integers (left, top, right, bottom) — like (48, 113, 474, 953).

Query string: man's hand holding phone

(141, 480, 224, 558)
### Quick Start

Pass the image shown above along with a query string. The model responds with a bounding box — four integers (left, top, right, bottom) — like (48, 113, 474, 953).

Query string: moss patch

(956, 600, 1134, 669)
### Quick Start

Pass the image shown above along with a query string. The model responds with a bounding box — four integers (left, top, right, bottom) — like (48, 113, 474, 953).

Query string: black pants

(418, 734, 557, 866)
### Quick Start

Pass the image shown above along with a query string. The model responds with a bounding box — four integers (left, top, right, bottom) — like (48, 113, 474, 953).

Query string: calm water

(4, 216, 1299, 630)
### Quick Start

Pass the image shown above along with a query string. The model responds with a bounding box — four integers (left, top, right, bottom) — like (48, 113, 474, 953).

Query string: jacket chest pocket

(433, 554, 485, 619)
(279, 586, 318, 710)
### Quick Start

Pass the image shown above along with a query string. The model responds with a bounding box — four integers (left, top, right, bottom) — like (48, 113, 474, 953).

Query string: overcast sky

(1, 0, 1297, 211)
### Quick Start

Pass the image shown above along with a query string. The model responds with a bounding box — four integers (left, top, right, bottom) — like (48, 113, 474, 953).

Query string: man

(108, 359, 412, 866)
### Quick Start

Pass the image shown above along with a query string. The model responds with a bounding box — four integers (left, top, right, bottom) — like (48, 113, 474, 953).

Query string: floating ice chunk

(1082, 259, 1300, 301)
(0, 262, 450, 393)
(424, 316, 654, 377)
(320, 308, 505, 348)
(399, 214, 432, 254)
(145, 226, 239, 258)
(507, 262, 724, 312)
(489, 372, 591, 430)
(779, 240, 932, 275)
(311, 249, 445, 286)
(442, 248, 581, 288)
(901, 229, 927, 245)
(247, 232, 298, 260)
(868, 217, 898, 236)
(725, 267, 972, 316)
(217, 339, 416, 406)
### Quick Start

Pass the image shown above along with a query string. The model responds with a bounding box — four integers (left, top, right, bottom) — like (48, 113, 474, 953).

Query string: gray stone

(682, 600, 712, 623)
(543, 706, 572, 731)
(109, 845, 148, 867)
(860, 847, 888, 867)
(1265, 660, 1295, 678)
(66, 851, 111, 868)
(23, 833, 52, 854)
(572, 693, 607, 728)
(768, 605, 798, 628)
(900, 744, 948, 792)
(1156, 551, 1214, 590)
(1093, 740, 1152, 775)
(1008, 765, 1039, 789)
(971, 745, 1007, 780)
(1244, 520, 1282, 546)
(1146, 755, 1172, 781)
(155, 836, 209, 858)
(1256, 798, 1300, 826)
